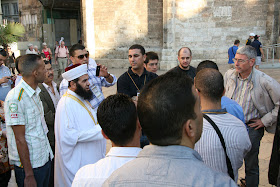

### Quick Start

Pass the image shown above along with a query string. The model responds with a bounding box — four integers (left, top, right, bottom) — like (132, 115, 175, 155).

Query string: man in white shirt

(72, 93, 142, 187)
(38, 61, 60, 187)
(194, 68, 251, 182)
(25, 44, 37, 55)
(54, 64, 106, 187)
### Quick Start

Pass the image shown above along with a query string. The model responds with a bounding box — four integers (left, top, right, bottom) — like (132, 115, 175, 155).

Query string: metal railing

(262, 43, 280, 64)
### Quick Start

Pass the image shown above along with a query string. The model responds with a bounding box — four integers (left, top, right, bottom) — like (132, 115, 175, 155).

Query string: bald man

(168, 47, 196, 80)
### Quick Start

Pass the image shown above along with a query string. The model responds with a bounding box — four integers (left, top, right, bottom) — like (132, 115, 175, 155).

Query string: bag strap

(203, 113, 235, 180)
(231, 46, 236, 56)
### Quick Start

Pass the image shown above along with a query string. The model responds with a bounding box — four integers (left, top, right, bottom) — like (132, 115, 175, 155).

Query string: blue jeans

(245, 126, 264, 187)
(14, 159, 51, 187)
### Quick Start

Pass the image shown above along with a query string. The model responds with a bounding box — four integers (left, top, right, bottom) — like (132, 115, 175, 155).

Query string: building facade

(1, 0, 279, 69)
(82, 0, 280, 69)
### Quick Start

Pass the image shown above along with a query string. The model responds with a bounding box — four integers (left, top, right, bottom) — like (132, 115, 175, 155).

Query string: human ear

(101, 130, 109, 140)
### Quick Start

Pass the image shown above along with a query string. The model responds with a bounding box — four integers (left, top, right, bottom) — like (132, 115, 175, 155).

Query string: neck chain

(127, 71, 146, 91)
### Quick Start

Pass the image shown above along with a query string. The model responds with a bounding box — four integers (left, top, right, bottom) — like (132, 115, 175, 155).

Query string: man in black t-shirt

(117, 44, 158, 148)
(117, 44, 158, 98)
(168, 47, 196, 80)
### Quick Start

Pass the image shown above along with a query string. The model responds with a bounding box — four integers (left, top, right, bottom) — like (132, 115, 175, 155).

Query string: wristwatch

(104, 72, 110, 78)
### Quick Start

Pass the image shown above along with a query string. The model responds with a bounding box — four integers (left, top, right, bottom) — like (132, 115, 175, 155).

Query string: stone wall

(162, 0, 269, 68)
(82, 0, 278, 70)
(83, 0, 163, 68)
(18, 0, 43, 54)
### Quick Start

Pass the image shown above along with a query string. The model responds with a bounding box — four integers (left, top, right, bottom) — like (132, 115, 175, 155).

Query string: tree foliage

(0, 22, 25, 47)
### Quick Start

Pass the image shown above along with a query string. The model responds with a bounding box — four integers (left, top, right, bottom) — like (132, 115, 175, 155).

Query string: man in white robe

(54, 64, 106, 187)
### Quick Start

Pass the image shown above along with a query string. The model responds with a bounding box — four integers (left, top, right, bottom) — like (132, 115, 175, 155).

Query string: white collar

(106, 147, 142, 158)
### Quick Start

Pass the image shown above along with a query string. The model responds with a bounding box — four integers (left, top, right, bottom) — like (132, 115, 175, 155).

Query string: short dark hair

(0, 48, 7, 57)
(15, 56, 22, 74)
(129, 44, 145, 55)
(195, 68, 224, 102)
(234, 40, 240, 45)
(69, 44, 85, 57)
(68, 77, 79, 88)
(137, 71, 197, 146)
(178, 47, 192, 56)
(18, 54, 42, 77)
(144, 51, 159, 64)
(196, 60, 219, 74)
(97, 94, 137, 146)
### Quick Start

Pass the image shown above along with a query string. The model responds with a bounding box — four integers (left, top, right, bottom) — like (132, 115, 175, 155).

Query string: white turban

(62, 64, 88, 81)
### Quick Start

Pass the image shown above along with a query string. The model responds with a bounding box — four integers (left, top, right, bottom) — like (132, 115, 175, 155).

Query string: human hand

(248, 119, 264, 130)
(0, 76, 10, 84)
(24, 175, 37, 187)
(97, 64, 109, 77)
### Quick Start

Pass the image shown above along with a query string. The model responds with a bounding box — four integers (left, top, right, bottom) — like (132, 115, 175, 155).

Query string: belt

(58, 57, 67, 58)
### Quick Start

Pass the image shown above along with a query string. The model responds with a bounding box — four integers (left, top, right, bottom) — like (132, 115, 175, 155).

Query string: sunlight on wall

(85, 0, 95, 58)
(244, 0, 258, 6)
(94, 0, 148, 58)
(176, 0, 207, 19)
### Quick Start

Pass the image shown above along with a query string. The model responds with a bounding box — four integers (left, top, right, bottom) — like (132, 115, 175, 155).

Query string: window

(12, 3, 18, 15)
(2, 4, 10, 16)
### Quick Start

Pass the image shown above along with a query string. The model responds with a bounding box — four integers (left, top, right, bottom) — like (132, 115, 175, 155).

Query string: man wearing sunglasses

(224, 45, 280, 187)
(59, 44, 116, 112)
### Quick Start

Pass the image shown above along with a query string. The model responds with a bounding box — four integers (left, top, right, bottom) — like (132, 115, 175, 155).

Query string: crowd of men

(0, 39, 280, 187)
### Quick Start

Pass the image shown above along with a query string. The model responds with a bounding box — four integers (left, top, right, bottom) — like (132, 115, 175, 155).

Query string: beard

(74, 82, 93, 100)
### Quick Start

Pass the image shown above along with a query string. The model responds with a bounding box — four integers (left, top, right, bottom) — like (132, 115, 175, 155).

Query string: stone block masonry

(82, 0, 277, 70)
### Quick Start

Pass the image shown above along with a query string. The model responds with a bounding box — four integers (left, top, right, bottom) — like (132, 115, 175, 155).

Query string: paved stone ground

(8, 62, 280, 187)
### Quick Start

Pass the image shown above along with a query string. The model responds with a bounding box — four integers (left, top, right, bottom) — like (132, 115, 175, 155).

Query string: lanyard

(64, 92, 97, 125)
(127, 71, 146, 91)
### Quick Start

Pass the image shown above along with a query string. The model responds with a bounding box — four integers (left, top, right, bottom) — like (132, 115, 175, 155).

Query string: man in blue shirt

(0, 49, 13, 101)
(228, 40, 240, 69)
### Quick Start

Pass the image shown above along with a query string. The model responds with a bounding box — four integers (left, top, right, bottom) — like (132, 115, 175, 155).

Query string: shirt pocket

(26, 108, 37, 125)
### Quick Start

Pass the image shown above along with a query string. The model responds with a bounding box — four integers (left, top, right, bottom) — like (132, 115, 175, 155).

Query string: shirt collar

(42, 81, 57, 89)
(237, 69, 253, 82)
(127, 67, 148, 76)
(202, 108, 227, 114)
(106, 147, 142, 158)
(21, 79, 41, 97)
(138, 145, 203, 161)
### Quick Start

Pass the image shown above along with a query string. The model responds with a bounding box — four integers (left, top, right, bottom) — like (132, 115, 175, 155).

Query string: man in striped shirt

(224, 46, 280, 187)
(59, 44, 117, 112)
(194, 68, 251, 182)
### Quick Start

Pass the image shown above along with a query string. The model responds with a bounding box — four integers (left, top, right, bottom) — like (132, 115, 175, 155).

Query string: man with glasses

(224, 45, 280, 187)
(59, 44, 116, 112)
(38, 61, 60, 187)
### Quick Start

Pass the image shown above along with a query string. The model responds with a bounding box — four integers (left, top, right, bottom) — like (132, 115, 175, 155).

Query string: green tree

(0, 22, 25, 49)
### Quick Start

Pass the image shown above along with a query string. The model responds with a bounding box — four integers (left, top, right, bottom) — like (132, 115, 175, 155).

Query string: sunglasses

(76, 54, 89, 59)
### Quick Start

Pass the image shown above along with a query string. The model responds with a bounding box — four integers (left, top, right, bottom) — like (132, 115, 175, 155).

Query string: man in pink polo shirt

(55, 41, 69, 77)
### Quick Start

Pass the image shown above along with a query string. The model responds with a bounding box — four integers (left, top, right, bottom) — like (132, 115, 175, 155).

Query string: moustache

(48, 74, 54, 78)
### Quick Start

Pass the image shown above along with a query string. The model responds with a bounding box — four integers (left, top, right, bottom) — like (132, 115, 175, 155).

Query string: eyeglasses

(232, 58, 249, 64)
(75, 54, 89, 59)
